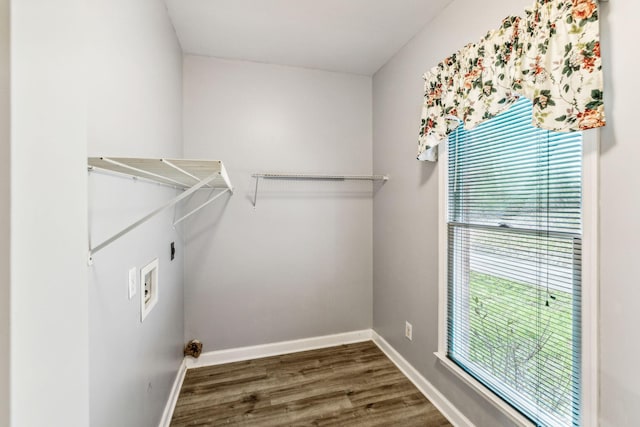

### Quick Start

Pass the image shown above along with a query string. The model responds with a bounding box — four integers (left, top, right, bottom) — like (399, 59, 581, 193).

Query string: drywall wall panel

(87, 0, 182, 156)
(597, 2, 640, 426)
(0, 0, 9, 424)
(372, 1, 531, 426)
(88, 181, 184, 427)
(182, 55, 373, 350)
(374, 0, 640, 426)
(86, 0, 184, 426)
(10, 0, 89, 425)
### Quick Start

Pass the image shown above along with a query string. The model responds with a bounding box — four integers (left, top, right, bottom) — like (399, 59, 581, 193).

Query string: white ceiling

(165, 0, 453, 76)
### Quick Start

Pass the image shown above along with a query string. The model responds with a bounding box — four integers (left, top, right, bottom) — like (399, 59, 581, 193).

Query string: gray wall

(373, 0, 640, 426)
(86, 0, 185, 426)
(598, 2, 640, 426)
(372, 0, 555, 426)
(182, 55, 373, 350)
(10, 0, 89, 425)
(0, 0, 9, 424)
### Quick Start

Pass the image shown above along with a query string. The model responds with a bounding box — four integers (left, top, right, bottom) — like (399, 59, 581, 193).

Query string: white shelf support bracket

(252, 175, 260, 208)
(219, 162, 233, 193)
(173, 188, 231, 226)
(88, 171, 224, 264)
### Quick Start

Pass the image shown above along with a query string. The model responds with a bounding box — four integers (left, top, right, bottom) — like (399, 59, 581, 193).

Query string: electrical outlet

(405, 321, 413, 341)
(128, 267, 137, 300)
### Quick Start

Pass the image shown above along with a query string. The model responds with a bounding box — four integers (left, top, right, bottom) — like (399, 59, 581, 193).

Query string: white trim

(581, 129, 600, 427)
(158, 358, 187, 427)
(438, 139, 449, 354)
(437, 129, 600, 426)
(185, 329, 373, 369)
(371, 331, 474, 427)
(435, 352, 534, 426)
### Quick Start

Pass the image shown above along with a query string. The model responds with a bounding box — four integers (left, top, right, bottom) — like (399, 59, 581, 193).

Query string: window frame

(435, 127, 599, 427)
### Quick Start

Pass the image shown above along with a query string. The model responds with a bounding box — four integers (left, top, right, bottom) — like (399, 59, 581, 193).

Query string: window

(437, 97, 597, 426)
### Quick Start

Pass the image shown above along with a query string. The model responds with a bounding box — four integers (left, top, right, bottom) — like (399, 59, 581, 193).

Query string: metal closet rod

(252, 173, 389, 181)
(250, 173, 389, 208)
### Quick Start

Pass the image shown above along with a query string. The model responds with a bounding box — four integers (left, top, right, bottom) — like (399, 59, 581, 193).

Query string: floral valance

(417, 0, 605, 161)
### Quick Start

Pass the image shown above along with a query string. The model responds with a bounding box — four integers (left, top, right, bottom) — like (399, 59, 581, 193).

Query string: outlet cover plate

(405, 321, 413, 341)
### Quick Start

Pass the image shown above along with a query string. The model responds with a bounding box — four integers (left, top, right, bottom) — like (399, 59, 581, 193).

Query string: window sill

(434, 352, 534, 427)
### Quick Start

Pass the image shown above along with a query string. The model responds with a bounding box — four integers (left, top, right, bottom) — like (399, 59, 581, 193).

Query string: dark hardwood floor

(170, 340, 453, 426)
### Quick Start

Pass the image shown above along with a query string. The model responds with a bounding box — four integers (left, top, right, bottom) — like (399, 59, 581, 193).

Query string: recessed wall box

(140, 258, 159, 322)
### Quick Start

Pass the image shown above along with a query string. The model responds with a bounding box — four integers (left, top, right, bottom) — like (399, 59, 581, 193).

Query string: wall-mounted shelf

(88, 157, 233, 264)
(250, 172, 388, 207)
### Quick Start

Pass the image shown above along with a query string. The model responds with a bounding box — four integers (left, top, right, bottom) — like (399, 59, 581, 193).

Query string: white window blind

(447, 97, 582, 427)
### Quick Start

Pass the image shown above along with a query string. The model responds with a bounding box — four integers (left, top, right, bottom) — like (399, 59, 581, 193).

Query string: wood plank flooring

(170, 341, 453, 426)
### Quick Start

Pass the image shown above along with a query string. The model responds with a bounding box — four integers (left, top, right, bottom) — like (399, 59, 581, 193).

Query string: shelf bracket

(252, 175, 260, 208)
(88, 171, 224, 265)
(173, 188, 231, 225)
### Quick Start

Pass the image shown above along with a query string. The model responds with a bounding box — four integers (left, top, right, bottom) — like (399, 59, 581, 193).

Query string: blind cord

(544, 131, 556, 308)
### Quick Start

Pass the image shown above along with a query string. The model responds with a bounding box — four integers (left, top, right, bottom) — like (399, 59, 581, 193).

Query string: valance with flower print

(417, 0, 605, 161)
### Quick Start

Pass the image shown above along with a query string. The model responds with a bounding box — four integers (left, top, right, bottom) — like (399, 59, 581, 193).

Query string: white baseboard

(185, 329, 373, 369)
(371, 330, 474, 427)
(158, 357, 188, 427)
